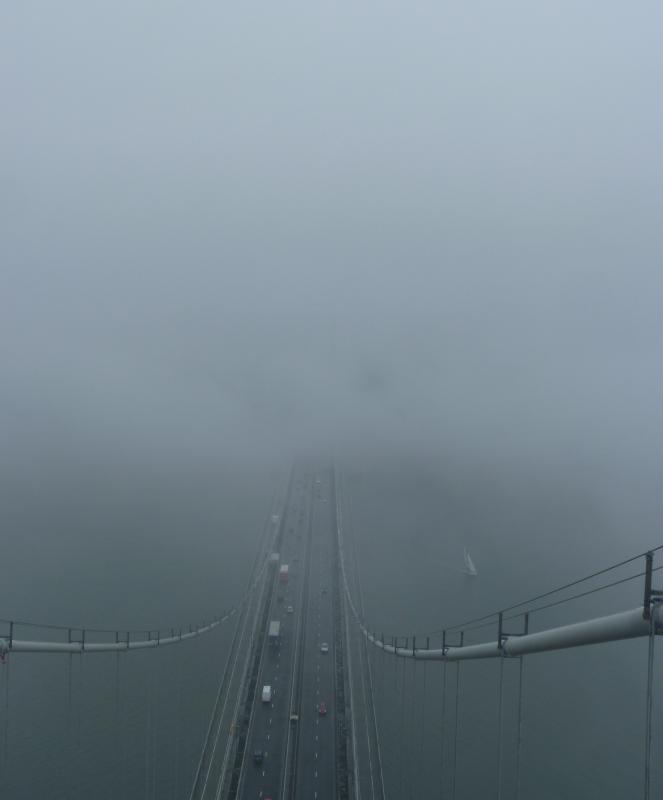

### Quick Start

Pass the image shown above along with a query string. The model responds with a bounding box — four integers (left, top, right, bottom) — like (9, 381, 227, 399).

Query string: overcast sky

(2, 2, 662, 479)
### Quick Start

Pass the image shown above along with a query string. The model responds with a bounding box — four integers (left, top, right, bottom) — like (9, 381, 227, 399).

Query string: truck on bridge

(279, 564, 289, 583)
(268, 620, 281, 646)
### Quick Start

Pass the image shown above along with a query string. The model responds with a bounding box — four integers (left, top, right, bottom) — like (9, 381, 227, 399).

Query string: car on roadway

(320, 642, 329, 654)
(287, 605, 294, 614)
(253, 750, 264, 764)
(318, 700, 327, 716)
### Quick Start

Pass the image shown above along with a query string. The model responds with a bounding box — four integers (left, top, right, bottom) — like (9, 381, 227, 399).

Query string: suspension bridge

(0, 463, 661, 799)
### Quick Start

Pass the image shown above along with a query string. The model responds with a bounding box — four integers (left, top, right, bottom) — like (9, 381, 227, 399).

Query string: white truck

(268, 620, 281, 646)
(262, 685, 272, 703)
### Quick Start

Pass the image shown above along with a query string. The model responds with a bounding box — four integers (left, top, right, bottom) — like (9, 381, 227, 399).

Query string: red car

(318, 701, 327, 716)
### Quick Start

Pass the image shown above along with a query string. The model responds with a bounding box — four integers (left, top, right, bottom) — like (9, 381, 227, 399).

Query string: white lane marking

(315, 770, 318, 778)
(262, 770, 266, 776)
(315, 752, 318, 759)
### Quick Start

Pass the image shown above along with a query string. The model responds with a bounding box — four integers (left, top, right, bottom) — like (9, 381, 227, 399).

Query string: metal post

(643, 552, 653, 619)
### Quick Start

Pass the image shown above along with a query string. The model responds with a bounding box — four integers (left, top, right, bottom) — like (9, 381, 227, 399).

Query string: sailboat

(463, 547, 478, 576)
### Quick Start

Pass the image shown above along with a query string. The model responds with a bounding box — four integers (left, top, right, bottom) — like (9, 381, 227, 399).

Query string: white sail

(463, 547, 477, 576)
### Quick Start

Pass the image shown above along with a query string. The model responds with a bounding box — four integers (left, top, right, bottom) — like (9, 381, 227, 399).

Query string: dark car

(253, 750, 264, 764)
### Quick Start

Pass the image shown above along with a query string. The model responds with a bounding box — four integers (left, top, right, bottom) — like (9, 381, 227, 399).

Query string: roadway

(292, 469, 336, 798)
(239, 465, 339, 800)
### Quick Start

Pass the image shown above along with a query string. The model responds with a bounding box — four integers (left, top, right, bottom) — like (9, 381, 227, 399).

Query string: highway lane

(237, 465, 342, 800)
(293, 469, 337, 799)
(239, 468, 313, 800)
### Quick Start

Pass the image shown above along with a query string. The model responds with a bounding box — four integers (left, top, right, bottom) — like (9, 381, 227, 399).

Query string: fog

(2, 3, 662, 607)
(2, 4, 663, 798)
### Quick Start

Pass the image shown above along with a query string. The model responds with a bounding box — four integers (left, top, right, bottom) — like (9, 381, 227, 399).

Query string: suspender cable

(451, 632, 463, 800)
(496, 656, 504, 800)
(114, 649, 121, 800)
(151, 655, 159, 800)
(122, 653, 129, 800)
(76, 652, 83, 751)
(145, 662, 152, 800)
(378, 638, 385, 734)
(441, 655, 447, 799)
(66, 644, 73, 799)
(174, 644, 183, 800)
(419, 657, 428, 796)
(515, 655, 525, 800)
(1, 656, 9, 774)
(409, 657, 417, 800)
(377, 635, 387, 786)
(399, 647, 407, 799)
(67, 646, 73, 734)
(392, 633, 399, 787)
(644, 608, 656, 800)
(515, 612, 529, 800)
